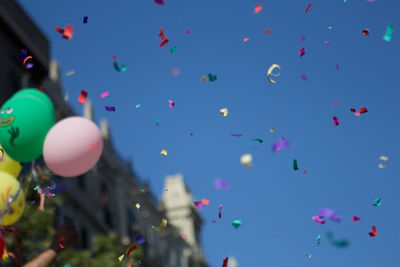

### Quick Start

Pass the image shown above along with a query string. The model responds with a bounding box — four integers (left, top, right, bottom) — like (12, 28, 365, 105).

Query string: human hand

(50, 225, 79, 253)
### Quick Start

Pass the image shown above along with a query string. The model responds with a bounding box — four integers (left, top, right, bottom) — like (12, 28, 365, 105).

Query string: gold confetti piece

(160, 149, 167, 157)
(136, 203, 140, 209)
(270, 128, 274, 133)
(220, 108, 228, 117)
(240, 153, 252, 168)
(378, 155, 389, 168)
(267, 64, 281, 84)
(152, 218, 167, 232)
(66, 70, 75, 77)
(64, 93, 69, 101)
(306, 254, 312, 259)
(118, 254, 124, 262)
(200, 76, 208, 82)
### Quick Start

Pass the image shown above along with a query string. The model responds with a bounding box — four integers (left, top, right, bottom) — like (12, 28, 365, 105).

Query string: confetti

(220, 108, 228, 117)
(318, 208, 342, 222)
(64, 93, 69, 101)
(270, 128, 274, 133)
(305, 3, 312, 13)
(316, 234, 321, 246)
(160, 149, 167, 157)
(59, 237, 65, 249)
(362, 28, 370, 36)
(155, 120, 160, 126)
(368, 226, 377, 237)
(300, 35, 306, 42)
(312, 216, 325, 224)
(240, 153, 252, 168)
(300, 74, 307, 80)
(221, 257, 228, 267)
(202, 199, 209, 205)
(373, 198, 382, 207)
(136, 101, 143, 109)
(200, 76, 208, 82)
(55, 25, 74, 40)
(158, 28, 169, 47)
(326, 232, 349, 248)
(243, 38, 249, 42)
(383, 24, 393, 42)
(23, 56, 33, 69)
(127, 245, 137, 257)
(168, 100, 175, 108)
(272, 138, 290, 151)
(232, 220, 242, 229)
(324, 40, 330, 45)
(113, 58, 127, 72)
(231, 134, 242, 137)
(185, 30, 191, 34)
(118, 255, 125, 262)
(208, 73, 217, 81)
(267, 64, 281, 84)
(152, 218, 167, 232)
(194, 201, 204, 209)
(66, 70, 75, 77)
(218, 204, 223, 219)
(171, 68, 180, 76)
(154, 0, 164, 5)
(298, 48, 306, 57)
(105, 106, 116, 111)
(264, 28, 272, 34)
(378, 155, 389, 168)
(332, 116, 340, 126)
(293, 159, 299, 170)
(170, 47, 178, 53)
(306, 254, 312, 259)
(136, 203, 140, 209)
(99, 91, 109, 98)
(351, 215, 361, 222)
(77, 89, 87, 105)
(214, 179, 229, 190)
(254, 4, 262, 14)
(83, 16, 88, 24)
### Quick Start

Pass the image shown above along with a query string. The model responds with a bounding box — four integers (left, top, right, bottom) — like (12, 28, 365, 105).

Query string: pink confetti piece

(171, 68, 180, 76)
(194, 201, 204, 209)
(154, 0, 164, 5)
(300, 35, 306, 42)
(300, 74, 308, 80)
(324, 40, 330, 45)
(168, 100, 175, 108)
(47, 193, 55, 198)
(100, 91, 110, 98)
(185, 30, 191, 34)
(312, 215, 326, 224)
(264, 28, 272, 35)
(298, 48, 306, 57)
(332, 116, 340, 126)
(352, 215, 361, 222)
(38, 190, 45, 211)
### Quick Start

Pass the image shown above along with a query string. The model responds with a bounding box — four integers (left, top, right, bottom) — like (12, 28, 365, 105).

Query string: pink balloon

(43, 116, 103, 177)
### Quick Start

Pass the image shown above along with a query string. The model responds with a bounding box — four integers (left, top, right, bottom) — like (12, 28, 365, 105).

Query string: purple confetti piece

(214, 179, 229, 190)
(272, 138, 290, 152)
(300, 74, 307, 80)
(25, 63, 34, 69)
(30, 200, 36, 205)
(105, 106, 116, 111)
(333, 116, 340, 126)
(231, 134, 242, 137)
(218, 204, 223, 219)
(154, 0, 164, 5)
(194, 201, 204, 209)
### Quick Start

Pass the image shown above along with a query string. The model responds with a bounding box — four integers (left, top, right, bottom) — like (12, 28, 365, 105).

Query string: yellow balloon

(0, 171, 25, 226)
(0, 146, 22, 177)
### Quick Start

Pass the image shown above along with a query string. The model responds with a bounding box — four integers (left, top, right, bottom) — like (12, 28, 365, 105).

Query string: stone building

(0, 1, 209, 266)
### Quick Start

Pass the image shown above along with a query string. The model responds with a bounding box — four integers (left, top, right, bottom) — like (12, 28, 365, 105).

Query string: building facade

(0, 1, 209, 266)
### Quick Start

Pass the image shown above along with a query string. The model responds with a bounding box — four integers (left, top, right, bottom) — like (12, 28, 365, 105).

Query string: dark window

(127, 209, 136, 238)
(101, 183, 112, 228)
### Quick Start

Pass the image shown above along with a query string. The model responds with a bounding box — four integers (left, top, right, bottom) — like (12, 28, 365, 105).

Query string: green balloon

(0, 89, 55, 162)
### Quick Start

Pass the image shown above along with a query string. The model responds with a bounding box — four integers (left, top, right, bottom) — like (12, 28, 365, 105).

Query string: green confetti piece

(208, 73, 217, 82)
(373, 198, 382, 207)
(316, 234, 321, 246)
(136, 101, 143, 109)
(155, 120, 160, 126)
(293, 159, 299, 171)
(34, 186, 39, 191)
(170, 47, 178, 53)
(232, 219, 242, 229)
(383, 24, 393, 42)
(251, 138, 263, 143)
(113, 61, 127, 72)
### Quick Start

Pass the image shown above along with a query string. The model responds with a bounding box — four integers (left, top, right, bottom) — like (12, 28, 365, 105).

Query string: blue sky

(16, 0, 399, 266)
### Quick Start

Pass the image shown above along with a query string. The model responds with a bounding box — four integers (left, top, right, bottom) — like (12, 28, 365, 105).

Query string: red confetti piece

(298, 48, 306, 57)
(221, 257, 228, 267)
(38, 86, 44, 93)
(127, 245, 137, 257)
(243, 38, 249, 42)
(55, 25, 74, 40)
(351, 215, 361, 222)
(201, 199, 209, 205)
(362, 29, 370, 36)
(159, 38, 169, 47)
(254, 4, 262, 14)
(332, 116, 340, 126)
(159, 28, 166, 40)
(359, 107, 368, 114)
(305, 3, 312, 13)
(77, 90, 88, 105)
(350, 108, 356, 113)
(59, 237, 65, 248)
(264, 28, 272, 35)
(368, 226, 377, 237)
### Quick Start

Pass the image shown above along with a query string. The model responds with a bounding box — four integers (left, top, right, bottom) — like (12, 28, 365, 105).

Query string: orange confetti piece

(243, 38, 249, 42)
(201, 199, 209, 205)
(254, 4, 262, 14)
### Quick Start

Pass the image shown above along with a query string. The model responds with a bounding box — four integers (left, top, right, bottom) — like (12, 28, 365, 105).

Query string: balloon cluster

(0, 89, 104, 226)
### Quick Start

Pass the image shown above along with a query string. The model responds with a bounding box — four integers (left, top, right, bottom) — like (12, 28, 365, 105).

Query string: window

(101, 183, 112, 228)
(80, 227, 88, 249)
(77, 175, 85, 191)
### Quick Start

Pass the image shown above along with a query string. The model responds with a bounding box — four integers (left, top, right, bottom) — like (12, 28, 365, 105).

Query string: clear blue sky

(16, 0, 399, 266)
